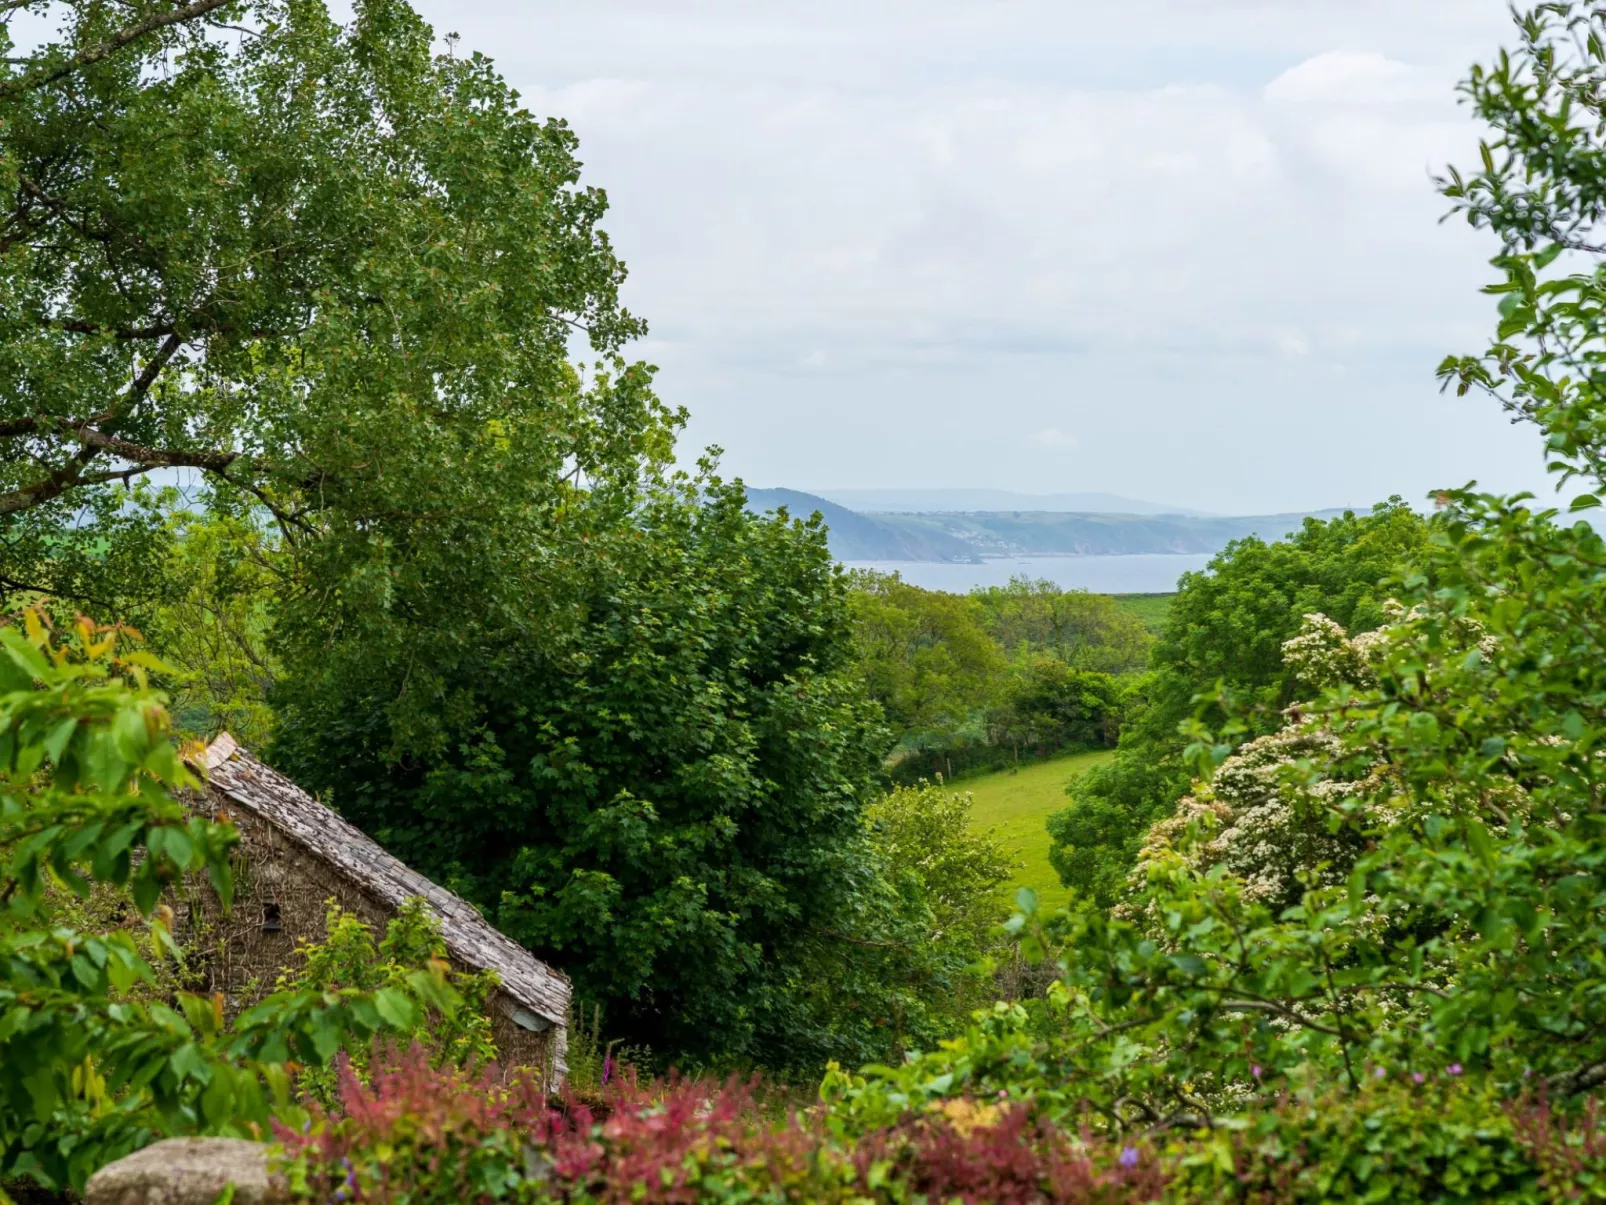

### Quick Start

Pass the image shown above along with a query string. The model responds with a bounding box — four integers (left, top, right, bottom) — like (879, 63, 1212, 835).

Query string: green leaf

(168, 1043, 211, 1085)
(40, 718, 76, 767)
(1348, 866, 1367, 913)
(1168, 953, 1207, 977)
(129, 869, 160, 916)
(0, 636, 51, 685)
(373, 987, 416, 1031)
(1534, 242, 1565, 269)
(154, 827, 193, 869)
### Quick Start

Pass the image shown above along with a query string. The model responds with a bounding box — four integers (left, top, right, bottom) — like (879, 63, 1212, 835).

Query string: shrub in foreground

(269, 1049, 1606, 1203)
(272, 1050, 1166, 1204)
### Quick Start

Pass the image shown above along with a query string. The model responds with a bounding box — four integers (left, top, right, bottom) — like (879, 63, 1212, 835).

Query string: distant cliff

(744, 487, 1352, 563)
(742, 488, 977, 561)
(812, 487, 1207, 516)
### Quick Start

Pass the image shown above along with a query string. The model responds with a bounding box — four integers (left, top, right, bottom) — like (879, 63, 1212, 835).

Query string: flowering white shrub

(1131, 614, 1398, 911)
(1280, 612, 1378, 693)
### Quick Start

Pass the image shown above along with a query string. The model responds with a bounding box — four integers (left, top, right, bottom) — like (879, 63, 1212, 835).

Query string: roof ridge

(198, 731, 238, 771)
(188, 734, 569, 1028)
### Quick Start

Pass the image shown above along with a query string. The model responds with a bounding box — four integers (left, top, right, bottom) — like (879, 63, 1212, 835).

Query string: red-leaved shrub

(856, 1107, 1165, 1204)
(1508, 1088, 1606, 1200)
(271, 1046, 1169, 1203)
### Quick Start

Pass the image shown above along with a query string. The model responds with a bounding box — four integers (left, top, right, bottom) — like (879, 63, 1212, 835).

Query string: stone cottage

(181, 733, 570, 1085)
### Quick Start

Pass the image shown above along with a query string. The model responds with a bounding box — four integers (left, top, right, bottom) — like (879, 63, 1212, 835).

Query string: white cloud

(1264, 51, 1421, 105)
(401, 0, 1550, 513)
(1030, 427, 1078, 449)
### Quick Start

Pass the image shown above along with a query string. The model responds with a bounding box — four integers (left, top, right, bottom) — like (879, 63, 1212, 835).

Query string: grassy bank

(961, 749, 1115, 911)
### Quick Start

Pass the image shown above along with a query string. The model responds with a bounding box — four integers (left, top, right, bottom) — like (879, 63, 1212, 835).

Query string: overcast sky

(403, 1, 1538, 514)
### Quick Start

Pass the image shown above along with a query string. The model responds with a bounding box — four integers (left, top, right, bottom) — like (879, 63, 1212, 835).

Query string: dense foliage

(272, 474, 890, 1073)
(971, 579, 1152, 676)
(848, 570, 1004, 742)
(801, 782, 1018, 1061)
(275, 1052, 1170, 1205)
(1046, 502, 1430, 906)
(142, 509, 280, 747)
(849, 571, 1147, 783)
(0, 0, 671, 617)
(273, 899, 502, 1106)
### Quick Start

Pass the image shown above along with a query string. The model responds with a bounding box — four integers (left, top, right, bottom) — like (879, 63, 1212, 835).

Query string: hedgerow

(273, 1050, 1606, 1203)
(272, 1050, 1167, 1205)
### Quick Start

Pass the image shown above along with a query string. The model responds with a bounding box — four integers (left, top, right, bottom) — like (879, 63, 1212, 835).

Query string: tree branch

(0, 332, 180, 516)
(1219, 998, 1348, 1040)
(0, 437, 102, 517)
(0, 0, 233, 99)
(50, 315, 275, 341)
(1553, 1057, 1606, 1097)
(56, 318, 177, 340)
(73, 427, 239, 473)
(0, 405, 118, 440)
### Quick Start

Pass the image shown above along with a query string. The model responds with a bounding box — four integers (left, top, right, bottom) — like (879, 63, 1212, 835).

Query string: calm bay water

(839, 553, 1215, 594)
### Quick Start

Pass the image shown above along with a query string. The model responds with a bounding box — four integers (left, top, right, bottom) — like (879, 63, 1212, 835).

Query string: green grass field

(960, 749, 1115, 911)
(1111, 592, 1175, 633)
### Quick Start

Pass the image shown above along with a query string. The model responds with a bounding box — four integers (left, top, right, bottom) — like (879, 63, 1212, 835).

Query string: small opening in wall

(262, 902, 283, 934)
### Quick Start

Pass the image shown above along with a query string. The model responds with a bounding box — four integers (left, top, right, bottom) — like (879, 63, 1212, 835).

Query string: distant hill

(743, 486, 1355, 565)
(872, 509, 1352, 558)
(811, 488, 1210, 516)
(741, 488, 977, 561)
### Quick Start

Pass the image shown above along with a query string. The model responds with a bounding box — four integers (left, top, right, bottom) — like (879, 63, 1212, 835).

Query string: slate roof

(194, 733, 570, 1028)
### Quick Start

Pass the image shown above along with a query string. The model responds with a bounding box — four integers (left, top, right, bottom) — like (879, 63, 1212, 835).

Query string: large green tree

(0, 0, 671, 612)
(271, 474, 890, 1071)
(846, 569, 1004, 741)
(1047, 503, 1430, 906)
(970, 578, 1152, 675)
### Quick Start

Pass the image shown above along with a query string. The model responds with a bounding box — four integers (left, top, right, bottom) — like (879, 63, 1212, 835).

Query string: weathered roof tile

(194, 733, 570, 1027)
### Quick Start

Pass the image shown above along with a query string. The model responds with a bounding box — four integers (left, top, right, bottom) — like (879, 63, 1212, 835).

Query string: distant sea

(840, 553, 1215, 594)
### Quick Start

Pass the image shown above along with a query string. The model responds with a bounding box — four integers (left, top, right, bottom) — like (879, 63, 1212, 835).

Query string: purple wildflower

(1250, 1064, 1262, 1079)
(1448, 1064, 1463, 1076)
(1373, 1065, 1386, 1079)
(1119, 1146, 1140, 1168)
(602, 1054, 614, 1086)
(1412, 1072, 1425, 1085)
